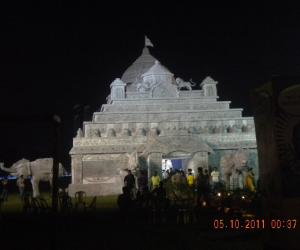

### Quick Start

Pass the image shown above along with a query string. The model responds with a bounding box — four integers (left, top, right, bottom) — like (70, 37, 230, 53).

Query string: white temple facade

(69, 40, 258, 196)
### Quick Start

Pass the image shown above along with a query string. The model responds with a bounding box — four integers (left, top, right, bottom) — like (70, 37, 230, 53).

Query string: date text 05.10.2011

(213, 219, 297, 230)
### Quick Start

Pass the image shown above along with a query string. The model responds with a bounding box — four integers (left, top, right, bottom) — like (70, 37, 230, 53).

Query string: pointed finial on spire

(145, 35, 154, 47)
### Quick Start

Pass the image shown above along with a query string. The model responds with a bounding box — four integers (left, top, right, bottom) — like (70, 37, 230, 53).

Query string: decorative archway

(140, 135, 213, 177)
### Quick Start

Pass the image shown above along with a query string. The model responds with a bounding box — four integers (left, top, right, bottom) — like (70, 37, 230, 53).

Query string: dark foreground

(0, 210, 265, 250)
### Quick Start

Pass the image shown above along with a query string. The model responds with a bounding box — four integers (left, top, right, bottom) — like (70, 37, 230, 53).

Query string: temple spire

(145, 35, 154, 47)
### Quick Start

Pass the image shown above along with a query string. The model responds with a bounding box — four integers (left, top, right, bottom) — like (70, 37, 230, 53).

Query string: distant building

(69, 39, 258, 196)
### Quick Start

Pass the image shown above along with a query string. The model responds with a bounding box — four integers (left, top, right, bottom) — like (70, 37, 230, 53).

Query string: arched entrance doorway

(141, 135, 213, 179)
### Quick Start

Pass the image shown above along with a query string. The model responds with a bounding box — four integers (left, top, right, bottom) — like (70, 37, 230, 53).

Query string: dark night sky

(1, 4, 300, 168)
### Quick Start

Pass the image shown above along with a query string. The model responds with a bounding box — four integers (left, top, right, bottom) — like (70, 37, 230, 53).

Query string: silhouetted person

(180, 170, 188, 185)
(168, 168, 174, 178)
(196, 167, 204, 204)
(151, 181, 168, 224)
(1, 177, 8, 201)
(203, 169, 210, 203)
(152, 181, 167, 204)
(137, 170, 148, 194)
(124, 169, 136, 200)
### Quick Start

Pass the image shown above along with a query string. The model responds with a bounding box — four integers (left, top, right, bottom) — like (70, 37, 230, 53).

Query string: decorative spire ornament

(145, 35, 154, 47)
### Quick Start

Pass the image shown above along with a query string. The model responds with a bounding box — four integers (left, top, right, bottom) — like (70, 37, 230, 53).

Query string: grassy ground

(0, 191, 118, 213)
(0, 191, 267, 250)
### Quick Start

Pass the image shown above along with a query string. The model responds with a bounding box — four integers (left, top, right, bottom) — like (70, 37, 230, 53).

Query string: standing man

(162, 170, 168, 180)
(245, 167, 256, 192)
(1, 177, 8, 201)
(137, 170, 148, 194)
(210, 167, 220, 193)
(203, 169, 210, 202)
(16, 175, 25, 200)
(196, 167, 204, 204)
(124, 169, 136, 199)
(151, 171, 160, 191)
(186, 168, 195, 191)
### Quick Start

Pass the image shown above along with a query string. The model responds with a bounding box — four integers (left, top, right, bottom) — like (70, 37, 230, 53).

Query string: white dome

(142, 60, 173, 77)
(121, 47, 157, 91)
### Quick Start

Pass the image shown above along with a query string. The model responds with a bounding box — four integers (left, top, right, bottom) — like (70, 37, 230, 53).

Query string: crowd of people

(118, 166, 257, 218)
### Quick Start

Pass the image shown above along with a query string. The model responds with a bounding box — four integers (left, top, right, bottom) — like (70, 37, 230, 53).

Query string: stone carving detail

(241, 125, 248, 132)
(188, 127, 197, 134)
(83, 154, 125, 161)
(137, 81, 150, 93)
(125, 151, 139, 170)
(85, 128, 93, 138)
(175, 77, 196, 91)
(220, 148, 249, 188)
(76, 128, 83, 138)
(86, 128, 101, 138)
(122, 129, 131, 137)
(227, 126, 234, 133)
(232, 125, 240, 133)
(212, 126, 221, 133)
(151, 83, 178, 98)
(107, 128, 116, 137)
(95, 129, 101, 137)
(136, 128, 147, 136)
(84, 176, 117, 184)
(149, 127, 159, 136)
(242, 125, 252, 133)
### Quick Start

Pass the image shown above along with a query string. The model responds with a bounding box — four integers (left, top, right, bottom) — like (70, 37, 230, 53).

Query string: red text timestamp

(213, 219, 297, 230)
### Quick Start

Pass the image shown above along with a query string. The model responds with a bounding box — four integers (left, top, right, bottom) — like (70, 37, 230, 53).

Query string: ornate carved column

(71, 154, 83, 184)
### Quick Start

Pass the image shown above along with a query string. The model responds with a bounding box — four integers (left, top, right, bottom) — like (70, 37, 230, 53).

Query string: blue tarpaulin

(171, 159, 182, 170)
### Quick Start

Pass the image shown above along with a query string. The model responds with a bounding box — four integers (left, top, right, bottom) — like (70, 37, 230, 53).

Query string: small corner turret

(110, 78, 126, 100)
(201, 76, 218, 97)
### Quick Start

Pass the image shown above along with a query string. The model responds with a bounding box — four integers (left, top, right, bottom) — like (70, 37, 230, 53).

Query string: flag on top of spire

(145, 36, 154, 47)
